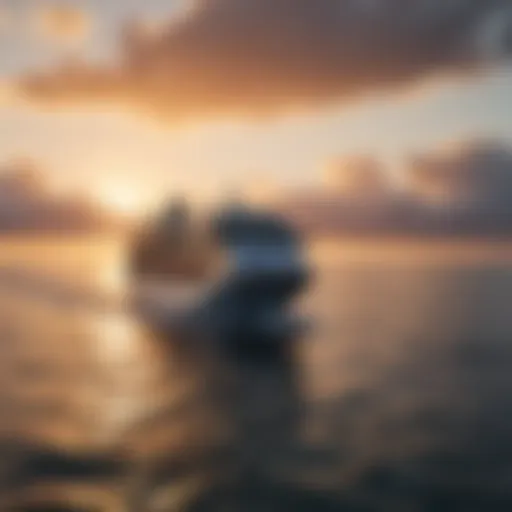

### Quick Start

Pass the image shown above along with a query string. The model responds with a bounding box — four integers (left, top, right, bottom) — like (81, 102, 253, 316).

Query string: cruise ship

(129, 200, 310, 349)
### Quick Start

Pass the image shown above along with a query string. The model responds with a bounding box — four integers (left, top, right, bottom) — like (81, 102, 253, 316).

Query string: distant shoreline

(0, 231, 510, 245)
(0, 233, 510, 269)
(307, 232, 512, 243)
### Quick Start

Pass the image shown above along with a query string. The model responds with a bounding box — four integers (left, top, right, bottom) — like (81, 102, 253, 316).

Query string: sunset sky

(1, 0, 512, 211)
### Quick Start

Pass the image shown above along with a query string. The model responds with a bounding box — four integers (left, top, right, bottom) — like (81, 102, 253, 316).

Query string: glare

(92, 313, 141, 365)
(96, 182, 144, 217)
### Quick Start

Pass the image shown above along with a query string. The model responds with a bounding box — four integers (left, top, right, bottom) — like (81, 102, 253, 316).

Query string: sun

(95, 182, 144, 217)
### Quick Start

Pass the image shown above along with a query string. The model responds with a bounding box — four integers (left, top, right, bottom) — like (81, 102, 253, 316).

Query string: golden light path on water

(0, 234, 211, 455)
(0, 236, 159, 450)
(83, 238, 168, 447)
(87, 313, 140, 434)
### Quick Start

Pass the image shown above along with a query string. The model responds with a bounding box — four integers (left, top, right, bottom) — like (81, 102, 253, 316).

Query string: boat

(129, 199, 310, 349)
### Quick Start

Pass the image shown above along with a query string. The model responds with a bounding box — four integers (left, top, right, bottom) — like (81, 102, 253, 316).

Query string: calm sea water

(1, 237, 512, 511)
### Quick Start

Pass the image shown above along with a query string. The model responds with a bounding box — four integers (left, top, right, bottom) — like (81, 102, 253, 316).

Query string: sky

(1, 0, 512, 212)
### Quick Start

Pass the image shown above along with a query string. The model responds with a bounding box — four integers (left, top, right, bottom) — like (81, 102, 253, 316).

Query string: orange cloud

(324, 156, 389, 196)
(15, 0, 512, 123)
(0, 82, 21, 107)
(33, 3, 91, 43)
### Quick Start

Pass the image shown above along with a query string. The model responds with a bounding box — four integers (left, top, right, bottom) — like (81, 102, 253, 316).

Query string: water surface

(1, 237, 512, 511)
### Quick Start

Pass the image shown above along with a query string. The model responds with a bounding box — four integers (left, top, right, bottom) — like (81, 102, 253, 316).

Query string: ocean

(0, 237, 511, 511)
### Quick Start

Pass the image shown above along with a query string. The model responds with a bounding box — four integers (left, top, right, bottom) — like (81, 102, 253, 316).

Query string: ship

(129, 199, 310, 350)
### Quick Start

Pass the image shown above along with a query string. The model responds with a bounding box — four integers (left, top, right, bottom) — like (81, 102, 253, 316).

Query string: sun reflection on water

(95, 240, 130, 297)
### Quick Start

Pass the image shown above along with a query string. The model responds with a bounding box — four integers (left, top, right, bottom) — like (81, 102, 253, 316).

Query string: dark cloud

(0, 159, 123, 233)
(277, 140, 512, 235)
(409, 140, 512, 206)
(17, 0, 512, 122)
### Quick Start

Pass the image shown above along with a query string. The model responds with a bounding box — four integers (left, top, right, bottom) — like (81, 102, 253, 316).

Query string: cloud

(16, 0, 512, 123)
(32, 3, 91, 44)
(0, 158, 123, 233)
(408, 140, 512, 208)
(324, 156, 390, 196)
(0, 82, 20, 107)
(277, 140, 512, 235)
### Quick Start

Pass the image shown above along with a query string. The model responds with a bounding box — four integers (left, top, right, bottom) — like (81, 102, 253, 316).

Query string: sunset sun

(96, 182, 144, 217)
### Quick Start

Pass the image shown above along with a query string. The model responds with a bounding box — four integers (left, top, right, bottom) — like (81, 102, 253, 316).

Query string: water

(1, 237, 512, 511)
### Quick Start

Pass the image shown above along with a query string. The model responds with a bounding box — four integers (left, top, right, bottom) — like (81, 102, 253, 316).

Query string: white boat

(129, 201, 310, 348)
